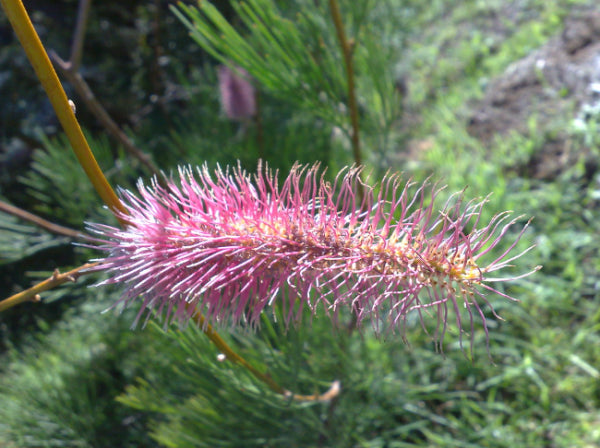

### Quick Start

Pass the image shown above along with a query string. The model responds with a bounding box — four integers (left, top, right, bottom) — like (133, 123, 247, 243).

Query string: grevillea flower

(217, 65, 256, 120)
(87, 163, 538, 349)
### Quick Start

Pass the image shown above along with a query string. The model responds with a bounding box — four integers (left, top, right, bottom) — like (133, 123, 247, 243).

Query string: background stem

(328, 0, 363, 169)
(0, 200, 85, 239)
(69, 0, 92, 72)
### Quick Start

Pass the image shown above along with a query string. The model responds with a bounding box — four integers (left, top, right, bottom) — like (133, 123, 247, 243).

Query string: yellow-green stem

(192, 312, 287, 395)
(0, 263, 98, 312)
(193, 312, 341, 402)
(0, 0, 126, 218)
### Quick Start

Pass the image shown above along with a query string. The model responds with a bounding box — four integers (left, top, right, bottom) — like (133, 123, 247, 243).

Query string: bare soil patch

(468, 10, 600, 179)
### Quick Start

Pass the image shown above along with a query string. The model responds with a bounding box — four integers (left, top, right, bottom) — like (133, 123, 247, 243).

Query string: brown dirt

(467, 10, 600, 180)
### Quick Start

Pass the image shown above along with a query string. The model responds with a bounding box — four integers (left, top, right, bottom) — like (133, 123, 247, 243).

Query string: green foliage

(117, 309, 496, 447)
(154, 63, 333, 175)
(0, 211, 69, 264)
(172, 0, 406, 171)
(0, 292, 158, 448)
(173, 0, 347, 125)
(120, 313, 347, 447)
(18, 133, 135, 228)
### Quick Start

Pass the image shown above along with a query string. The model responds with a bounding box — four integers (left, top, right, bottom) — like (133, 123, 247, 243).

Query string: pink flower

(217, 65, 256, 120)
(87, 163, 538, 349)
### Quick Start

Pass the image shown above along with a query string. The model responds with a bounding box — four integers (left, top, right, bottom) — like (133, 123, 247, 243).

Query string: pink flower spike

(217, 65, 256, 120)
(86, 163, 538, 351)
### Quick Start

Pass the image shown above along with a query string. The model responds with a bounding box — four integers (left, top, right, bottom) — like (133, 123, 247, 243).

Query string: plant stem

(329, 0, 364, 332)
(328, 0, 362, 169)
(48, 0, 162, 180)
(192, 311, 340, 402)
(0, 263, 98, 312)
(0, 0, 127, 220)
(192, 312, 285, 394)
(254, 89, 265, 160)
(51, 50, 163, 180)
(69, 0, 92, 72)
(0, 200, 85, 239)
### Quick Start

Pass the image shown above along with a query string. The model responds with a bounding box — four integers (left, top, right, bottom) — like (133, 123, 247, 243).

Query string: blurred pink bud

(217, 65, 256, 120)
(87, 163, 538, 350)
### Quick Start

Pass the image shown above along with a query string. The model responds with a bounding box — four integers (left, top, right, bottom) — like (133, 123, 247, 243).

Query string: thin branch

(0, 199, 86, 239)
(48, 0, 162, 179)
(192, 311, 286, 394)
(329, 0, 363, 332)
(291, 379, 341, 403)
(45, 0, 162, 181)
(50, 51, 163, 180)
(328, 0, 362, 169)
(193, 311, 341, 402)
(69, 0, 92, 72)
(0, 263, 98, 312)
(254, 89, 265, 159)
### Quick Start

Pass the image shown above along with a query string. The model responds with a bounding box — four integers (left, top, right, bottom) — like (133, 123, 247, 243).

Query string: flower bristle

(87, 162, 538, 351)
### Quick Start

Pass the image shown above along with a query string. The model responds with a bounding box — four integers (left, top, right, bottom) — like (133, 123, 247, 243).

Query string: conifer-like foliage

(1, 1, 599, 447)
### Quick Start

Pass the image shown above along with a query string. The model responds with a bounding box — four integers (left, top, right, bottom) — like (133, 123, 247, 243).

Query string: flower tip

(217, 64, 256, 120)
